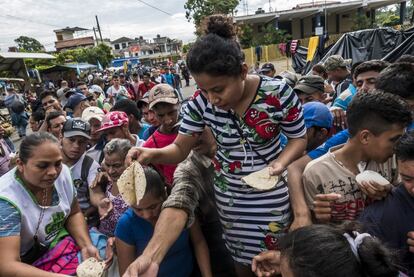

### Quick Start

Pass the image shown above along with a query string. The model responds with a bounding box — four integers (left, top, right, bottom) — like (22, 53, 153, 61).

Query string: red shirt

(138, 81, 156, 98)
(142, 130, 177, 187)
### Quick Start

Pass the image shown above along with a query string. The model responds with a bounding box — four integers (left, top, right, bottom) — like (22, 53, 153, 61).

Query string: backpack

(80, 155, 100, 227)
(10, 95, 25, 114)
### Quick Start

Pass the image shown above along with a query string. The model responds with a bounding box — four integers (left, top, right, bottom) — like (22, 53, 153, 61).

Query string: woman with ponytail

(126, 14, 307, 276)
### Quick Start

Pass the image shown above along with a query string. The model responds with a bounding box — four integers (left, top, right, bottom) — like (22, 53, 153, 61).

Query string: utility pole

(92, 27, 98, 42)
(269, 0, 272, 12)
(324, 0, 327, 35)
(95, 15, 103, 43)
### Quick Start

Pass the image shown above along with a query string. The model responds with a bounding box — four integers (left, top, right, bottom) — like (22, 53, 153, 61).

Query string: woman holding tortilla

(127, 14, 307, 276)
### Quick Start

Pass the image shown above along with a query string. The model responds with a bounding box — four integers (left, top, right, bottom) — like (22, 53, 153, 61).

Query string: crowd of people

(0, 13, 413, 277)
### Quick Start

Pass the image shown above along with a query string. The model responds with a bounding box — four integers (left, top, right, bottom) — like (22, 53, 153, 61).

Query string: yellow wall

(243, 45, 286, 66)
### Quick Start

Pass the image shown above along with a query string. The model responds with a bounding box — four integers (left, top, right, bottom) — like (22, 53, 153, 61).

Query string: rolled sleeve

(163, 178, 201, 228)
(0, 198, 21, 237)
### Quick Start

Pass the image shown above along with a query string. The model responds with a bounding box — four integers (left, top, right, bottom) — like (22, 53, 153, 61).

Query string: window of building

(114, 44, 120, 50)
(122, 42, 127, 49)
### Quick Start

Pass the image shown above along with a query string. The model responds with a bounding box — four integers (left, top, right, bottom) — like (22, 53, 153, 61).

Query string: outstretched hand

(252, 250, 281, 277)
(313, 193, 342, 223)
(125, 147, 154, 167)
(122, 255, 159, 277)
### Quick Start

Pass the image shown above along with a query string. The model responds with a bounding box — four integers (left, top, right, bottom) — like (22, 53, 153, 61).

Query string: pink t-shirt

(143, 130, 177, 187)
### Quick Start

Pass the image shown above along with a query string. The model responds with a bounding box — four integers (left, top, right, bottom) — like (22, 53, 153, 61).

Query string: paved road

(180, 78, 197, 99)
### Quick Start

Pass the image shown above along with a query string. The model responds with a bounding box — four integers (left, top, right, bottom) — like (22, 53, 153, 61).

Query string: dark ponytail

(279, 222, 399, 277)
(19, 132, 59, 163)
(186, 14, 244, 77)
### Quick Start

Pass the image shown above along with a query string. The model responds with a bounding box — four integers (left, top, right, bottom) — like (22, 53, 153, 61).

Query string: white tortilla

(356, 170, 389, 186)
(118, 162, 147, 205)
(242, 167, 279, 190)
(76, 257, 105, 277)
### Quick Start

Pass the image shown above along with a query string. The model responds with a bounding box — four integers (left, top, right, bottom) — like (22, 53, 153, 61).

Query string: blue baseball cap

(303, 102, 333, 129)
(65, 92, 87, 110)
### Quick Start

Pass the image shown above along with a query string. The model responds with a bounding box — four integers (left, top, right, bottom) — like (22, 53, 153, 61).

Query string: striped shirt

(179, 76, 306, 264)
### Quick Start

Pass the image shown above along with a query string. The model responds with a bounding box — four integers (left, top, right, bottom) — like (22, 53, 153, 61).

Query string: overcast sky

(1, 0, 334, 52)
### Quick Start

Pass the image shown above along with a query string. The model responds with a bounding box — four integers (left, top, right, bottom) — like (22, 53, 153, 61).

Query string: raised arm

(126, 133, 199, 166)
(287, 154, 313, 231)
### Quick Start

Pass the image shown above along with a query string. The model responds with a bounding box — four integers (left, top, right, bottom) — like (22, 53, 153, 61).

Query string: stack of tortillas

(76, 257, 105, 277)
(118, 161, 147, 205)
(242, 167, 279, 191)
(355, 170, 389, 186)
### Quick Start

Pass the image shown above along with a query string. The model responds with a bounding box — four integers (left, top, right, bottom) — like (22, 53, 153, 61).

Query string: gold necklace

(34, 189, 48, 241)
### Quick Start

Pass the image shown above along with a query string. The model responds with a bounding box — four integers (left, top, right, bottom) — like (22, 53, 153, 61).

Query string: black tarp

(292, 27, 414, 74)
(382, 32, 414, 62)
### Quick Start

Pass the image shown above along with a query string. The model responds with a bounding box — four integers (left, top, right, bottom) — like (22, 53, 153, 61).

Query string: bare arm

(116, 238, 137, 276)
(143, 207, 188, 264)
(270, 136, 307, 175)
(287, 155, 313, 231)
(190, 220, 212, 277)
(126, 134, 199, 166)
(65, 199, 100, 260)
(0, 236, 68, 277)
(122, 208, 188, 277)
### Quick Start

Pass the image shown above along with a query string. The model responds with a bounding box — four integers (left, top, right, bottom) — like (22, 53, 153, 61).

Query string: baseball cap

(260, 63, 275, 73)
(65, 93, 88, 110)
(89, 84, 104, 95)
(279, 71, 299, 87)
(62, 118, 91, 139)
(82, 106, 105, 123)
(57, 87, 70, 100)
(148, 84, 179, 110)
(303, 102, 333, 129)
(96, 111, 129, 132)
(294, 75, 325, 95)
(324, 55, 352, 71)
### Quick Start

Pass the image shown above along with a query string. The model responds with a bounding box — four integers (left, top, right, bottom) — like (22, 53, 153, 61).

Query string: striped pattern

(179, 76, 306, 264)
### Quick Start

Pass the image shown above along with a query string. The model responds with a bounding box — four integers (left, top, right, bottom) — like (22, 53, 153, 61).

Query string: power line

(136, 0, 174, 16)
(0, 14, 61, 28)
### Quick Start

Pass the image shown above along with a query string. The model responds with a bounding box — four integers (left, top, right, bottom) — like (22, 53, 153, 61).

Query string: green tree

(14, 36, 44, 52)
(257, 25, 291, 46)
(351, 13, 372, 31)
(54, 44, 113, 68)
(182, 42, 194, 54)
(184, 0, 240, 27)
(238, 24, 254, 48)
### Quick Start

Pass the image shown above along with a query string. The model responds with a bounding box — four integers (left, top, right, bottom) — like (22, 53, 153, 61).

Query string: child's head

(279, 223, 399, 277)
(375, 63, 414, 105)
(395, 132, 414, 197)
(303, 102, 333, 151)
(347, 90, 412, 163)
(132, 167, 167, 226)
(148, 84, 179, 133)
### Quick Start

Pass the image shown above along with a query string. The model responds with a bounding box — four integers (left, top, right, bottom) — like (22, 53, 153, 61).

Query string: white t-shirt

(106, 85, 127, 98)
(69, 154, 100, 211)
(0, 166, 75, 254)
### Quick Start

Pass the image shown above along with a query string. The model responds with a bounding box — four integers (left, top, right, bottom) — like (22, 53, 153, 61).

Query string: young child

(142, 84, 180, 187)
(115, 166, 212, 277)
(303, 91, 412, 223)
(252, 223, 400, 277)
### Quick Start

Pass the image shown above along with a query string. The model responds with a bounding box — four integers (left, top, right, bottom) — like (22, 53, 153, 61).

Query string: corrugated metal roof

(0, 52, 55, 59)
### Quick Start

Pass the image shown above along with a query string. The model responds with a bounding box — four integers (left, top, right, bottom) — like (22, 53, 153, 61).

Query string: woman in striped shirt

(127, 15, 307, 276)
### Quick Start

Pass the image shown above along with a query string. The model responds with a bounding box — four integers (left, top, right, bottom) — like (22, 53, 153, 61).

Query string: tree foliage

(257, 25, 292, 46)
(351, 13, 372, 31)
(14, 36, 44, 52)
(184, 0, 240, 27)
(182, 42, 194, 54)
(238, 24, 254, 48)
(54, 43, 113, 68)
